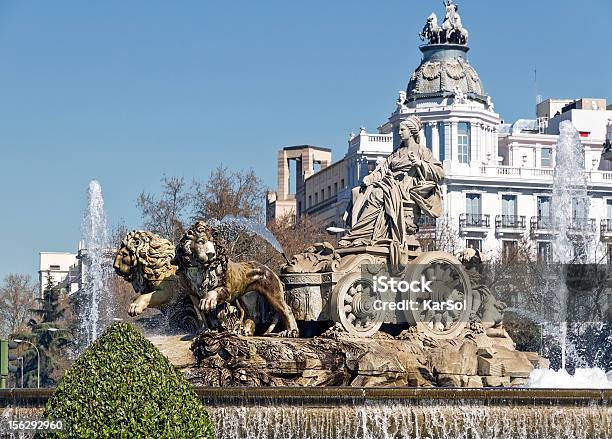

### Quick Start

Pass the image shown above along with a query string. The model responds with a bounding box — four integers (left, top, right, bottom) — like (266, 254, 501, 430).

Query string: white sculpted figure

(419, 13, 441, 44)
(396, 90, 407, 112)
(441, 0, 468, 44)
(454, 85, 467, 104)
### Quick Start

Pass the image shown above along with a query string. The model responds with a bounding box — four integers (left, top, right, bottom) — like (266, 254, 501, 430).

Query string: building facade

(38, 251, 79, 297)
(266, 2, 612, 262)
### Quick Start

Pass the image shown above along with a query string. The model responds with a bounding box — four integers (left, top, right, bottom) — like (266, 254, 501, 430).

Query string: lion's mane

(176, 220, 229, 286)
(118, 231, 176, 288)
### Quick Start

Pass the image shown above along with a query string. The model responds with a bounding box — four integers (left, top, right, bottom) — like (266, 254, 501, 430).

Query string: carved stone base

(150, 329, 548, 388)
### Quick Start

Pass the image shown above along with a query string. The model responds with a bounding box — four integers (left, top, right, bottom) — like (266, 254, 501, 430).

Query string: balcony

(567, 218, 596, 234)
(495, 215, 526, 234)
(530, 216, 596, 236)
(460, 214, 490, 235)
(530, 216, 554, 236)
(464, 165, 612, 184)
(601, 219, 612, 241)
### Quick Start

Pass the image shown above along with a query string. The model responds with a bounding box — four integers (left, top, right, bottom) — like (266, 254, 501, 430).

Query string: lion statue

(113, 230, 181, 317)
(114, 222, 299, 338)
(176, 220, 299, 338)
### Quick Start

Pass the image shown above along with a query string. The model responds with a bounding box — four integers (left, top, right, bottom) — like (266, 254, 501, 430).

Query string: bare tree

(192, 166, 265, 221)
(136, 176, 190, 244)
(434, 217, 461, 254)
(0, 274, 37, 336)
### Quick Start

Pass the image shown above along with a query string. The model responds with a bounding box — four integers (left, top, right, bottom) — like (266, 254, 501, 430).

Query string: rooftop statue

(421, 0, 468, 45)
(419, 13, 442, 44)
(604, 118, 612, 157)
(396, 90, 407, 112)
(339, 115, 444, 250)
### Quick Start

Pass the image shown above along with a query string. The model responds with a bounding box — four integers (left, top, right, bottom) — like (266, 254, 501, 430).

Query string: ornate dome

(406, 44, 487, 104)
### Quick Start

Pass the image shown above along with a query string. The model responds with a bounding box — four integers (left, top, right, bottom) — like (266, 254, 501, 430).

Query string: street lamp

(17, 357, 23, 388)
(47, 328, 72, 334)
(13, 339, 40, 388)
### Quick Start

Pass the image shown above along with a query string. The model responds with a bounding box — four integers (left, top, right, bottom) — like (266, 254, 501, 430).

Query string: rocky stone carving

(282, 242, 341, 274)
(458, 248, 509, 340)
(179, 321, 547, 388)
(114, 220, 299, 337)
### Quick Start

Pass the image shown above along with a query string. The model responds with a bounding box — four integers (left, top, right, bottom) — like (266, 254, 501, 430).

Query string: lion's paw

(199, 291, 219, 312)
(128, 299, 148, 317)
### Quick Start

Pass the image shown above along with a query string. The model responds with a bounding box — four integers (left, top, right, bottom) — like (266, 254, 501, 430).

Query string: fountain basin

(2, 387, 611, 438)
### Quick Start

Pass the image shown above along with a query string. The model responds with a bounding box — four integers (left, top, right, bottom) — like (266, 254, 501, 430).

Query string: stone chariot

(281, 238, 472, 339)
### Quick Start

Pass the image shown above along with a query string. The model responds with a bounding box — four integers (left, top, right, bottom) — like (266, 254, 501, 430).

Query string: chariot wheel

(330, 272, 384, 337)
(403, 251, 472, 339)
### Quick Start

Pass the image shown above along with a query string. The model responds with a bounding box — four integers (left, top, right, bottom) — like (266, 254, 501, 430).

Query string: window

(367, 161, 376, 173)
(466, 193, 482, 225)
(541, 148, 552, 168)
(341, 179, 345, 189)
(438, 122, 446, 161)
(537, 196, 552, 228)
(502, 240, 518, 262)
(327, 186, 331, 198)
(334, 182, 338, 195)
(314, 193, 318, 204)
(458, 122, 471, 164)
(320, 189, 324, 201)
(424, 124, 433, 151)
(538, 242, 552, 263)
(308, 195, 312, 207)
(501, 195, 517, 226)
(49, 265, 61, 270)
(608, 244, 612, 265)
(607, 200, 612, 219)
(466, 239, 482, 252)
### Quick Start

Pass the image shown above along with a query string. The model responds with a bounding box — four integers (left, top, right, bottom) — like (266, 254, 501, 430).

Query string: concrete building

(38, 251, 78, 297)
(266, 4, 612, 262)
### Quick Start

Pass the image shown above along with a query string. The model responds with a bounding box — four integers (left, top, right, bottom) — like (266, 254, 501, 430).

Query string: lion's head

(113, 231, 177, 292)
(176, 220, 227, 269)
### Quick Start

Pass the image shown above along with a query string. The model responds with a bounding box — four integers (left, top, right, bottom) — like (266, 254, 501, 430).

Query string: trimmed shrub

(39, 323, 215, 438)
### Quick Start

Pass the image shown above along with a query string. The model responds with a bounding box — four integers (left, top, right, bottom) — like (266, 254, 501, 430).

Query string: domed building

(387, 26, 501, 173)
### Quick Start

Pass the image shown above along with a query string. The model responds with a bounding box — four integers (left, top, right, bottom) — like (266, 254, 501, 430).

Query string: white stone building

(266, 2, 612, 262)
(38, 251, 79, 297)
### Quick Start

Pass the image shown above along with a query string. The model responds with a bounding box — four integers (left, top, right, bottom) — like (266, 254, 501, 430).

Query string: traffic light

(1, 339, 20, 388)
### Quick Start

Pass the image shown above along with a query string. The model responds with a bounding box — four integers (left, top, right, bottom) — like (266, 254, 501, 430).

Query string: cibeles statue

(339, 116, 444, 252)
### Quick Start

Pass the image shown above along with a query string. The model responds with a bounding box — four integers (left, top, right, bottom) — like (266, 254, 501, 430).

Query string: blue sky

(0, 0, 610, 281)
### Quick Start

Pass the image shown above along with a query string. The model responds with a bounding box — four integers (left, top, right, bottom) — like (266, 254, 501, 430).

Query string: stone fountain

(111, 114, 547, 390)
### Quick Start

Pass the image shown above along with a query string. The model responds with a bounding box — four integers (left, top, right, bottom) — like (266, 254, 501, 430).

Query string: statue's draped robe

(341, 141, 444, 249)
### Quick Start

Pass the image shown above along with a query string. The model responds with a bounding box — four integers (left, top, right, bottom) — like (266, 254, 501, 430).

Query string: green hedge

(39, 323, 215, 438)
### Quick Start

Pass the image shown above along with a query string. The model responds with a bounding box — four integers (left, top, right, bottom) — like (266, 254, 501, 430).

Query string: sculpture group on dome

(419, 0, 468, 46)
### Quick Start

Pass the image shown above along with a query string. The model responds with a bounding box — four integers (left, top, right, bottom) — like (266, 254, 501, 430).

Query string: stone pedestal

(149, 328, 548, 388)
